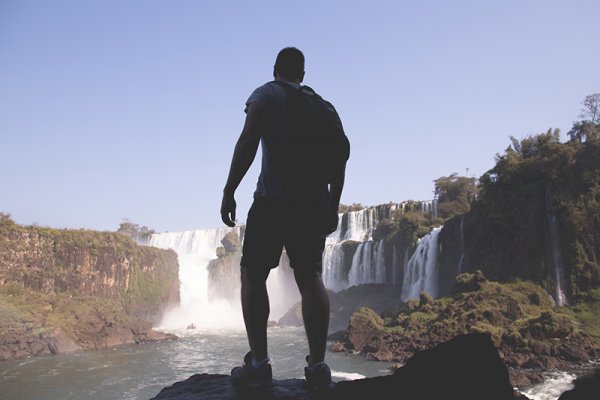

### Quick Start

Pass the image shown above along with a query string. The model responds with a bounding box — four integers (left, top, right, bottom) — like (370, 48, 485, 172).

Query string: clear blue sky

(1, 0, 599, 232)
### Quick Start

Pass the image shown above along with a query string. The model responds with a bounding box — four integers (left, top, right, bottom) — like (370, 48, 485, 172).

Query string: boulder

(221, 232, 241, 253)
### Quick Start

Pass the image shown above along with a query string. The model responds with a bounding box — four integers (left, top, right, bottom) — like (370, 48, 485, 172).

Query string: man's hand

(221, 192, 237, 227)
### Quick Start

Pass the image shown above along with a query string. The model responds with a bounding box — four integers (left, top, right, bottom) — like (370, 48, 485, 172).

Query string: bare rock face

(151, 334, 527, 400)
(221, 231, 241, 253)
(0, 220, 180, 361)
(0, 226, 180, 322)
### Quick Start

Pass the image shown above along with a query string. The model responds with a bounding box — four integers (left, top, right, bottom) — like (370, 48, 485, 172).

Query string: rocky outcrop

(0, 310, 175, 361)
(151, 333, 528, 400)
(208, 232, 243, 302)
(0, 217, 180, 361)
(279, 284, 403, 332)
(329, 273, 600, 382)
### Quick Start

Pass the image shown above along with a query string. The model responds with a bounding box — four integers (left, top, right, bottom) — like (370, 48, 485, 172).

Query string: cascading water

(546, 215, 568, 307)
(457, 215, 465, 274)
(149, 227, 299, 330)
(348, 241, 373, 287)
(401, 227, 442, 300)
(322, 243, 346, 291)
(149, 200, 443, 330)
(149, 228, 243, 329)
(374, 241, 386, 283)
(322, 202, 439, 292)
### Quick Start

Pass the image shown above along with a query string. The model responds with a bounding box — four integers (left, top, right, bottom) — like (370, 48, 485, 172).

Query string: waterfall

(374, 240, 386, 283)
(348, 242, 372, 287)
(546, 215, 568, 307)
(322, 243, 346, 291)
(401, 227, 442, 300)
(457, 215, 465, 273)
(149, 227, 299, 329)
(323, 206, 389, 290)
(149, 228, 242, 329)
(148, 200, 443, 330)
(322, 202, 438, 292)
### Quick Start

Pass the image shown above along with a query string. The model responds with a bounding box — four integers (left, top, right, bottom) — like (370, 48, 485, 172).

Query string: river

(0, 327, 390, 400)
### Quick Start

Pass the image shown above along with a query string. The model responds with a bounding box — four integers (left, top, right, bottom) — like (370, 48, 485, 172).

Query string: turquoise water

(0, 327, 391, 400)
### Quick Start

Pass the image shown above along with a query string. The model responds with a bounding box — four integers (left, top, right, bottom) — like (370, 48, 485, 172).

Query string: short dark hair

(274, 47, 304, 80)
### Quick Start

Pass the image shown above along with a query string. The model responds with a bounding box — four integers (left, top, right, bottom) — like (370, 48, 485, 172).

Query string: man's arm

(325, 163, 346, 234)
(220, 102, 264, 227)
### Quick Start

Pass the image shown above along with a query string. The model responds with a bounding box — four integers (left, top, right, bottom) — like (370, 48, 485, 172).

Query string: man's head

(273, 47, 305, 83)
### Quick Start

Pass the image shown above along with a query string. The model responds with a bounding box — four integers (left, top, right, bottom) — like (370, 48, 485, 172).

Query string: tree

(117, 218, 140, 239)
(569, 93, 600, 143)
(117, 219, 155, 242)
(568, 121, 599, 143)
(579, 93, 600, 124)
(434, 174, 479, 219)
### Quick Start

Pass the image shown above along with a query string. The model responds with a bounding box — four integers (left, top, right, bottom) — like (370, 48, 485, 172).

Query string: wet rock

(328, 342, 346, 352)
(278, 303, 303, 327)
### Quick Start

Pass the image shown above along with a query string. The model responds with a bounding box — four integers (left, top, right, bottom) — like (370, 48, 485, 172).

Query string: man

(220, 47, 348, 388)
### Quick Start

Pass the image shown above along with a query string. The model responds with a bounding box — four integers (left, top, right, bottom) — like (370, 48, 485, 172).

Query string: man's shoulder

(246, 81, 285, 106)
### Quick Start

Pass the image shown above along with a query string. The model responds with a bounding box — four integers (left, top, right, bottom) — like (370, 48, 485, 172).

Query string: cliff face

(0, 216, 180, 361)
(0, 220, 179, 321)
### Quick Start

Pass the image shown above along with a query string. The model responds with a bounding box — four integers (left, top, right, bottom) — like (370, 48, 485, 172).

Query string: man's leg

(241, 267, 270, 361)
(294, 269, 330, 367)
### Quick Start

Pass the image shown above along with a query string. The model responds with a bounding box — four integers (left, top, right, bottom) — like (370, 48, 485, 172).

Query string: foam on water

(331, 371, 366, 381)
(522, 371, 576, 400)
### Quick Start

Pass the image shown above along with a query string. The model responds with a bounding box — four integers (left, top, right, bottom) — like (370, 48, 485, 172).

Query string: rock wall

(0, 219, 179, 322)
(0, 217, 180, 361)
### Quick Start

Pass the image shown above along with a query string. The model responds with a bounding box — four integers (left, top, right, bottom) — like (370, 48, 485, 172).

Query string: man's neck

(275, 74, 301, 85)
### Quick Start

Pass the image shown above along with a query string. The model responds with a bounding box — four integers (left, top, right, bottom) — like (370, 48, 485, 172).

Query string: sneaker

(231, 351, 272, 387)
(304, 355, 332, 389)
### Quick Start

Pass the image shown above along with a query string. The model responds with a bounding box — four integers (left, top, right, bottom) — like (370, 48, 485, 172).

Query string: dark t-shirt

(245, 81, 328, 198)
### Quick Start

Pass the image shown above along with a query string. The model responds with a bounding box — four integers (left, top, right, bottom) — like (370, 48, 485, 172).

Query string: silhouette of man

(221, 47, 347, 387)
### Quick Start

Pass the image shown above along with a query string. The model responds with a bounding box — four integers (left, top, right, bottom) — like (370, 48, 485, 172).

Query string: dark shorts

(241, 195, 328, 273)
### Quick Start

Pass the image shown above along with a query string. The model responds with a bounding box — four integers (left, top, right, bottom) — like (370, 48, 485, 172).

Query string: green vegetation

(375, 272, 591, 341)
(346, 273, 600, 366)
(338, 203, 364, 213)
(465, 126, 600, 297)
(116, 218, 155, 242)
(434, 174, 479, 220)
(564, 289, 600, 337)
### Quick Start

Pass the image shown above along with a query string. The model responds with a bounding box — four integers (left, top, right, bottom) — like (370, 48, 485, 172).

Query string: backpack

(273, 81, 350, 192)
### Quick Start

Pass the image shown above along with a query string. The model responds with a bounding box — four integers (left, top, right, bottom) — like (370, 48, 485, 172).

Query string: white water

(322, 242, 347, 291)
(522, 371, 576, 400)
(458, 215, 465, 273)
(322, 202, 438, 292)
(547, 215, 568, 307)
(148, 200, 443, 330)
(149, 228, 243, 329)
(149, 228, 299, 330)
(323, 206, 391, 292)
(401, 227, 442, 300)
